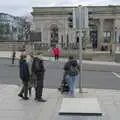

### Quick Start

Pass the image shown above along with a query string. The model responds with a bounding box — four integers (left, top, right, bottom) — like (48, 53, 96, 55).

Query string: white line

(112, 72, 120, 79)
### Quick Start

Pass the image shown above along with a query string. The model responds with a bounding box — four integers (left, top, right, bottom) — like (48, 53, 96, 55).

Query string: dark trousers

(54, 54, 59, 60)
(19, 81, 28, 98)
(12, 57, 15, 64)
(35, 73, 44, 99)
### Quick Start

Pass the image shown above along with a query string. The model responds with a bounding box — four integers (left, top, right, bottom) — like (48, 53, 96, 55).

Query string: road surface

(0, 59, 120, 90)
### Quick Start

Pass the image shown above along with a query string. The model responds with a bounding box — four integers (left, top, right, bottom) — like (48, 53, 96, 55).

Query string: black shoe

(58, 87, 61, 91)
(37, 98, 47, 102)
(18, 94, 23, 98)
(29, 93, 32, 97)
(22, 97, 29, 100)
(28, 88, 32, 97)
(34, 97, 38, 100)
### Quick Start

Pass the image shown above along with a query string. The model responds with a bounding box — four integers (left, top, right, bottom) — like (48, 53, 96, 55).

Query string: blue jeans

(66, 75, 76, 95)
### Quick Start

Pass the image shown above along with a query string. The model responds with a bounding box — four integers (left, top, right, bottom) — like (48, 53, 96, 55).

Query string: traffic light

(68, 12, 73, 28)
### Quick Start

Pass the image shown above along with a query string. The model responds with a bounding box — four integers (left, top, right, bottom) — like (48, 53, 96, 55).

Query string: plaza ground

(0, 52, 120, 119)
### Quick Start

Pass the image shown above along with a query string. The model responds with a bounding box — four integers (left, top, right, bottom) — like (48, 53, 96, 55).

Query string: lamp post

(115, 27, 120, 52)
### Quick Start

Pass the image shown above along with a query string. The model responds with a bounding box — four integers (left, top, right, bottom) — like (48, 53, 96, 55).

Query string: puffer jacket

(64, 60, 80, 75)
(64, 60, 78, 70)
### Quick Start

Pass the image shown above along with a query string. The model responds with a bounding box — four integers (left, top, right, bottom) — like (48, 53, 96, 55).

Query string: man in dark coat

(32, 56, 46, 102)
(18, 54, 29, 100)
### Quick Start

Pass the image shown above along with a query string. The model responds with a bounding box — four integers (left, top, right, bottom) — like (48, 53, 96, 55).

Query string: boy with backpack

(64, 56, 80, 97)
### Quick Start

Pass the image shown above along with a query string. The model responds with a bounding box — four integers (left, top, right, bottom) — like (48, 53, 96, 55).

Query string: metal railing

(33, 42, 80, 50)
(0, 40, 86, 51)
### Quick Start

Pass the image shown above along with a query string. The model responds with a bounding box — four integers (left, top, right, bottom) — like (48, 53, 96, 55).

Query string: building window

(30, 32, 41, 41)
(104, 31, 111, 43)
(76, 37, 79, 43)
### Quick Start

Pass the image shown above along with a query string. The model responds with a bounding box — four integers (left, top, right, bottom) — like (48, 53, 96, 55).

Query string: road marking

(112, 72, 120, 79)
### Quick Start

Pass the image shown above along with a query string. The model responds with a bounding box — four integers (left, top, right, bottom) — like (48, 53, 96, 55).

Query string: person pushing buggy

(58, 56, 80, 96)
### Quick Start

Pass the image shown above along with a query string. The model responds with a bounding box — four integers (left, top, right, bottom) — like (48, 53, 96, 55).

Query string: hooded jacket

(64, 59, 80, 75)
(64, 60, 78, 71)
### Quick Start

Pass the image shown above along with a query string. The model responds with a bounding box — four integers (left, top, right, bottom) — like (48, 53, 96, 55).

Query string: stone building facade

(31, 6, 120, 49)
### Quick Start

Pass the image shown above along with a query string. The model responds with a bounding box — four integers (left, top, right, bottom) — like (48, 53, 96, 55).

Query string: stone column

(98, 18, 104, 49)
(60, 28, 65, 47)
(48, 29, 51, 45)
(114, 19, 120, 51)
(114, 19, 120, 62)
(112, 28, 115, 44)
(58, 29, 61, 45)
(68, 28, 72, 43)
(63, 18, 67, 45)
(41, 23, 43, 43)
(112, 19, 117, 52)
(73, 29, 76, 44)
(115, 28, 120, 51)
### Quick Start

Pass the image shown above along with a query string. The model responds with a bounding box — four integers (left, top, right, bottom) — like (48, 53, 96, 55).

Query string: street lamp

(114, 27, 120, 62)
(115, 27, 120, 52)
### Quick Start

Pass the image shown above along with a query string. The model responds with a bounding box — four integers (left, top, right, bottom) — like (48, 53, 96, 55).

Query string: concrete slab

(59, 98, 102, 116)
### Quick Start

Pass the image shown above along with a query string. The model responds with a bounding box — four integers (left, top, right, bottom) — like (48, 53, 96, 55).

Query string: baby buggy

(58, 73, 69, 94)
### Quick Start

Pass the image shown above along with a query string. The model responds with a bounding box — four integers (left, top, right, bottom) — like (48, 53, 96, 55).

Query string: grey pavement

(0, 84, 61, 120)
(0, 52, 120, 120)
(0, 84, 120, 120)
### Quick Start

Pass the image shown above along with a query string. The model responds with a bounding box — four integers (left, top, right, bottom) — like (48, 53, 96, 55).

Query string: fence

(0, 41, 85, 51)
(33, 42, 80, 50)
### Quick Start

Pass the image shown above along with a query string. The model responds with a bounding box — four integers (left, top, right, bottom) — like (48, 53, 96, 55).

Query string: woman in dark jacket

(18, 54, 29, 100)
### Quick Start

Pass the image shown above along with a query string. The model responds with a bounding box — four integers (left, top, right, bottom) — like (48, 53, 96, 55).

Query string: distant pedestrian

(26, 53, 34, 97)
(18, 54, 30, 100)
(32, 55, 46, 102)
(12, 50, 16, 64)
(64, 56, 80, 97)
(52, 45, 61, 60)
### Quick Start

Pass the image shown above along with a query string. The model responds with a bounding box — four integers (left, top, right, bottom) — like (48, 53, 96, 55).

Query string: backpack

(32, 58, 44, 73)
(68, 65, 79, 76)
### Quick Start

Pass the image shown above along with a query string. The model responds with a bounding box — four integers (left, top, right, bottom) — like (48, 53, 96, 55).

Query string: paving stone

(59, 98, 102, 115)
(1, 85, 120, 120)
(54, 115, 99, 120)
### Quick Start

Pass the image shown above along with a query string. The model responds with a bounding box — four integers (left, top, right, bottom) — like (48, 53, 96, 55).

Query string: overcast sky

(0, 0, 120, 16)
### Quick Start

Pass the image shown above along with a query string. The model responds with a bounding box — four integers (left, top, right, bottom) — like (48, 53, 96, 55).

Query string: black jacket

(64, 60, 78, 71)
(32, 57, 45, 74)
(19, 59, 29, 82)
